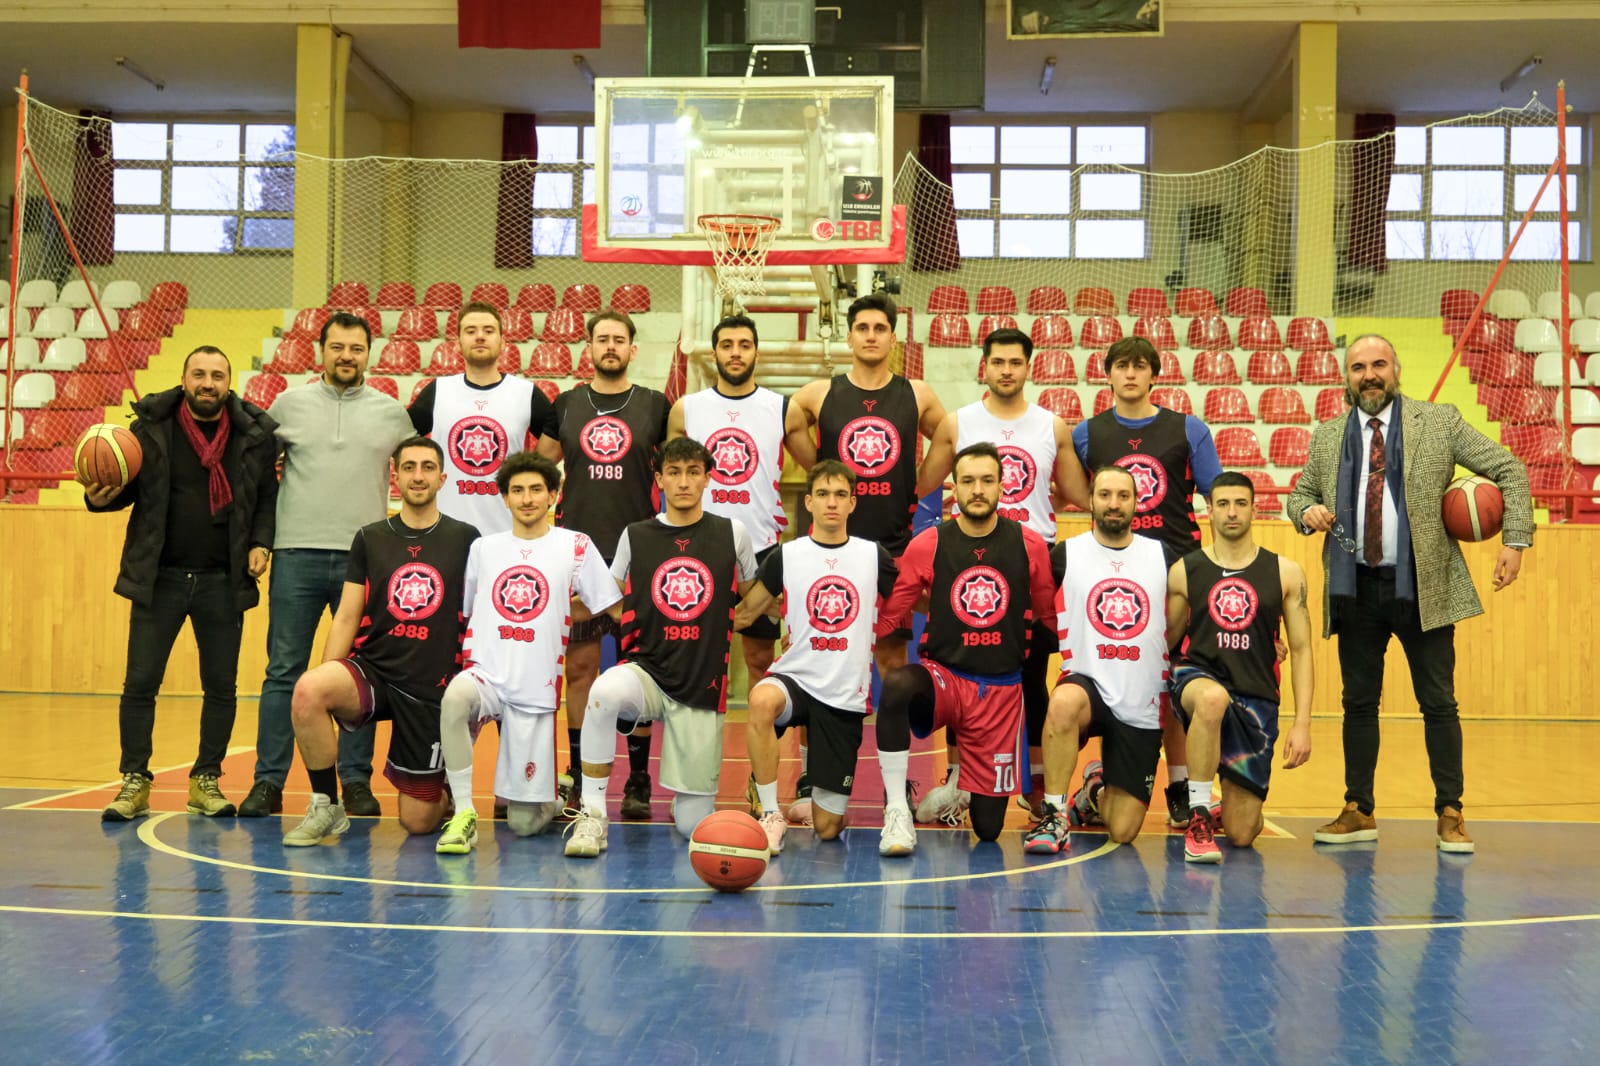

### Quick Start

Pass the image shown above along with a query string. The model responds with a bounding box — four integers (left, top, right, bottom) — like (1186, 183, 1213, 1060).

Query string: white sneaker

(760, 810, 788, 855)
(785, 797, 814, 826)
(563, 806, 608, 858)
(880, 806, 917, 857)
(914, 771, 970, 827)
(282, 793, 350, 847)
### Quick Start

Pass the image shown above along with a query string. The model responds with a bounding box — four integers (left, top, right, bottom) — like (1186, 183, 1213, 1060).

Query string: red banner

(458, 0, 601, 50)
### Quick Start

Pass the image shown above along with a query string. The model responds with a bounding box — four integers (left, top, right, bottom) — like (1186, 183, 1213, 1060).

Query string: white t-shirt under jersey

(462, 527, 620, 714)
(681, 385, 789, 550)
(952, 400, 1060, 542)
(433, 374, 539, 534)
(1055, 530, 1170, 729)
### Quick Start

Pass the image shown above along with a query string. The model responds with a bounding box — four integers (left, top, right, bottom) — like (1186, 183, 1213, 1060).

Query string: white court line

(3, 745, 254, 810)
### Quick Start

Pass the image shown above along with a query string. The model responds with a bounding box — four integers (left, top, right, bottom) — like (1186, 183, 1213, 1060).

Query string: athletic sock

(308, 766, 338, 801)
(566, 728, 582, 772)
(756, 780, 779, 815)
(879, 749, 910, 811)
(446, 769, 474, 814)
(1045, 792, 1067, 812)
(1188, 779, 1214, 812)
(1168, 764, 1189, 786)
(798, 744, 809, 774)
(582, 773, 610, 817)
(627, 731, 650, 775)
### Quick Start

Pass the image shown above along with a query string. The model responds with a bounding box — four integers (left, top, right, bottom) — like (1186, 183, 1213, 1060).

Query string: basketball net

(697, 214, 781, 307)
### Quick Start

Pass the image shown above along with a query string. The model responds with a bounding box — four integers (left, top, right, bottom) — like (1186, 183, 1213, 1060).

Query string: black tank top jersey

(1179, 548, 1284, 702)
(1084, 406, 1199, 563)
(618, 514, 740, 711)
(922, 518, 1035, 676)
(817, 374, 921, 555)
(554, 385, 670, 560)
(345, 515, 480, 699)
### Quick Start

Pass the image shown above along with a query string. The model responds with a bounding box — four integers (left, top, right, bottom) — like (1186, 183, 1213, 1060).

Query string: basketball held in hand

(74, 424, 142, 489)
(1441, 475, 1504, 542)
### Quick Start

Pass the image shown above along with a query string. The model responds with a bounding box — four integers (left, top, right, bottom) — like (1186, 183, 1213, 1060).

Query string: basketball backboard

(585, 76, 902, 265)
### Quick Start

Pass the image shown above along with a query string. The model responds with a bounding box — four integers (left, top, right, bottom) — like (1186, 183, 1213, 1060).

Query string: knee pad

(581, 667, 644, 764)
(812, 785, 849, 817)
(672, 793, 716, 837)
(968, 794, 1008, 842)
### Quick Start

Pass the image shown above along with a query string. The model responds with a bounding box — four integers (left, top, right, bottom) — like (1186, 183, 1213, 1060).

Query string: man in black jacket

(81, 346, 279, 822)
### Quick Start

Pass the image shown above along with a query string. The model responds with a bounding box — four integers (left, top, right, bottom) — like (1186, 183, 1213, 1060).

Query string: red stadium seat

(927, 286, 970, 313)
(542, 307, 586, 343)
(286, 307, 332, 340)
(1286, 317, 1331, 351)
(498, 343, 523, 375)
(928, 313, 972, 348)
(502, 306, 535, 342)
(1314, 387, 1350, 422)
(610, 284, 651, 313)
(1081, 315, 1123, 349)
(1225, 287, 1269, 317)
(1155, 349, 1185, 384)
(410, 378, 431, 404)
(470, 283, 509, 309)
(391, 306, 439, 341)
(901, 341, 923, 380)
(1126, 288, 1170, 317)
(1174, 288, 1217, 316)
(1479, 352, 1537, 388)
(1484, 386, 1555, 424)
(1440, 289, 1478, 322)
(1074, 287, 1117, 315)
(367, 375, 399, 399)
(327, 281, 370, 307)
(117, 306, 166, 340)
(977, 315, 1018, 343)
(1085, 353, 1108, 384)
(531, 379, 561, 403)
(1186, 315, 1231, 350)
(1259, 387, 1311, 424)
(149, 282, 188, 328)
(1247, 350, 1295, 384)
(1029, 315, 1072, 349)
(1268, 427, 1311, 467)
(1296, 349, 1342, 385)
(516, 283, 557, 312)
(1203, 387, 1253, 423)
(426, 341, 464, 376)
(526, 341, 573, 377)
(443, 309, 460, 338)
(562, 284, 603, 312)
(1463, 317, 1516, 355)
(1092, 388, 1115, 416)
(422, 282, 462, 309)
(575, 350, 596, 381)
(374, 282, 415, 309)
(1151, 387, 1193, 415)
(1133, 316, 1176, 350)
(242, 373, 287, 409)
(344, 307, 381, 336)
(1215, 427, 1266, 466)
(1026, 286, 1069, 314)
(1502, 424, 1566, 467)
(1037, 388, 1083, 423)
(976, 286, 1017, 314)
(1237, 316, 1283, 351)
(265, 338, 317, 374)
(1031, 350, 1077, 385)
(55, 373, 123, 408)
(1192, 350, 1241, 385)
(1245, 471, 1283, 512)
(375, 339, 421, 374)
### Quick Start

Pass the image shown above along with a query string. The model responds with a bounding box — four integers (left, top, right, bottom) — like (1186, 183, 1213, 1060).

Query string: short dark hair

(457, 301, 503, 334)
(182, 345, 231, 373)
(1103, 336, 1159, 376)
(712, 314, 759, 349)
(1091, 464, 1138, 494)
(846, 292, 897, 331)
(497, 450, 561, 496)
(588, 308, 636, 342)
(655, 435, 711, 473)
(392, 435, 444, 467)
(805, 458, 855, 494)
(982, 327, 1033, 360)
(1208, 470, 1255, 501)
(953, 441, 1002, 477)
(320, 311, 372, 347)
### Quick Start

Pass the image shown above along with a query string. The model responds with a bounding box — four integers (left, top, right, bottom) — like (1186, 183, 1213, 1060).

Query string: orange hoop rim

(698, 213, 781, 253)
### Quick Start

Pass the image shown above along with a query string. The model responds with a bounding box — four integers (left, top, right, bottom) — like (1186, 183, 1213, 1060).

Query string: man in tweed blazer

(1286, 334, 1532, 854)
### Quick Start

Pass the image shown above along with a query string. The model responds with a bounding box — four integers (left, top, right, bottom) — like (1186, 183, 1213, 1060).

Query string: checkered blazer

(1285, 396, 1534, 635)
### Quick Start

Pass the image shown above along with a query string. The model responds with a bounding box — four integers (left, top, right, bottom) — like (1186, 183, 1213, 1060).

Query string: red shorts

(923, 660, 1026, 798)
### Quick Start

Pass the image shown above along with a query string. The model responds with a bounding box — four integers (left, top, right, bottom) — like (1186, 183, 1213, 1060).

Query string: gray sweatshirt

(271, 379, 416, 550)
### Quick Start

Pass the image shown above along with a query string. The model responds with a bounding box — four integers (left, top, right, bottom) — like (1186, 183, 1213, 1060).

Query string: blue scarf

(1330, 396, 1415, 621)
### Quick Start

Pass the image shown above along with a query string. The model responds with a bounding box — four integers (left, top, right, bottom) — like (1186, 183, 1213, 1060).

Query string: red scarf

(177, 398, 233, 515)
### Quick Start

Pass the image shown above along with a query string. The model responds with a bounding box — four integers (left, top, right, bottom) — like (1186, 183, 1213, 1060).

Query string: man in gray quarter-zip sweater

(238, 311, 416, 819)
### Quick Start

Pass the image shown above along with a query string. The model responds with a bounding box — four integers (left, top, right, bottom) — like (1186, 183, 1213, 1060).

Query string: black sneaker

(620, 771, 652, 820)
(1165, 781, 1189, 829)
(342, 779, 382, 817)
(237, 780, 283, 818)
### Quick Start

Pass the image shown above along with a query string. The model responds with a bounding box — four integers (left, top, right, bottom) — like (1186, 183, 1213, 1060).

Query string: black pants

(119, 568, 244, 779)
(1336, 568, 1462, 816)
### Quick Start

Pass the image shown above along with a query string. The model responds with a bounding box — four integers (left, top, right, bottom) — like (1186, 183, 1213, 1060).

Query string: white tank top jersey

(461, 528, 620, 714)
(952, 401, 1060, 542)
(681, 386, 788, 550)
(432, 374, 538, 534)
(1055, 531, 1171, 729)
(772, 536, 883, 715)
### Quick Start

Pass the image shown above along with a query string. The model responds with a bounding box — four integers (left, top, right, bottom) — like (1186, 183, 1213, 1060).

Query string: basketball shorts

(1058, 673, 1162, 806)
(1169, 664, 1280, 800)
(608, 662, 725, 796)
(336, 656, 445, 801)
(457, 667, 560, 804)
(756, 673, 864, 803)
(742, 546, 782, 642)
(569, 610, 620, 645)
(920, 660, 1026, 798)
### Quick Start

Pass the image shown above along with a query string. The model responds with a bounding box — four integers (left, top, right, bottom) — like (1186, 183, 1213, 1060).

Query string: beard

(1092, 508, 1131, 537)
(184, 389, 225, 418)
(957, 495, 996, 521)
(718, 361, 755, 388)
(1346, 378, 1398, 415)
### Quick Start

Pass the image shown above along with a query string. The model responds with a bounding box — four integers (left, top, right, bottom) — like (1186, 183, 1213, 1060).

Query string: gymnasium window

(532, 121, 687, 255)
(111, 122, 295, 254)
(948, 120, 1150, 260)
(1385, 122, 1586, 261)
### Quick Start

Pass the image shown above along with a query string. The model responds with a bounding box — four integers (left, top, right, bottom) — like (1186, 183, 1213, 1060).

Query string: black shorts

(741, 545, 782, 642)
(1059, 673, 1162, 806)
(336, 656, 445, 801)
(569, 610, 620, 645)
(763, 673, 864, 798)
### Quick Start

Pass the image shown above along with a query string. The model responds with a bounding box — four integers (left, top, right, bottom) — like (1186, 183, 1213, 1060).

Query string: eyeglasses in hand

(1329, 520, 1361, 556)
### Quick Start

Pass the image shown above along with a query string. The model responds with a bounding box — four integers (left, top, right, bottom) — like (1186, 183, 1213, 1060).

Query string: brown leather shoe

(1436, 807, 1475, 853)
(1312, 801, 1379, 844)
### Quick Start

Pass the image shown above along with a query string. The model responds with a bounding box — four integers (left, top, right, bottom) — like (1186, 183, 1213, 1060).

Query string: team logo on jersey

(806, 576, 860, 634)
(449, 416, 510, 476)
(950, 566, 1010, 628)
(651, 556, 714, 622)
(492, 565, 549, 623)
(705, 427, 758, 485)
(1115, 453, 1168, 512)
(838, 416, 901, 478)
(1087, 577, 1151, 639)
(998, 445, 1037, 504)
(524, 760, 537, 781)
(1208, 577, 1259, 631)
(388, 562, 444, 620)
(579, 416, 632, 463)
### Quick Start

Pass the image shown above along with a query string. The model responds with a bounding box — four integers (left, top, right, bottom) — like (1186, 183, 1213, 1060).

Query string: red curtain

(459, 1, 601, 50)
(1348, 113, 1396, 273)
(73, 111, 115, 266)
(912, 113, 961, 272)
(496, 114, 538, 269)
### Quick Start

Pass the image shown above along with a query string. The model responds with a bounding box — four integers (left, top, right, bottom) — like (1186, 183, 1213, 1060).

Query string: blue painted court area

(2, 801, 1597, 1065)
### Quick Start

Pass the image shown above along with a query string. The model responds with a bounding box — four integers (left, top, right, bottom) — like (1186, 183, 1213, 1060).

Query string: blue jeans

(252, 549, 375, 787)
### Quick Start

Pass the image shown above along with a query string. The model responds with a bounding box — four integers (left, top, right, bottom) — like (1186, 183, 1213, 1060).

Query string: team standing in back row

(82, 290, 1534, 862)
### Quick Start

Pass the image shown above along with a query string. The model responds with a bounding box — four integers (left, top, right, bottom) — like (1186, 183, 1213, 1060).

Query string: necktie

(1364, 417, 1385, 567)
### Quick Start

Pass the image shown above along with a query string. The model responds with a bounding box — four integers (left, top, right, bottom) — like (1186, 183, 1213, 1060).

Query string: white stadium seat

(1573, 427, 1600, 465)
(1536, 290, 1583, 321)
(102, 280, 143, 309)
(1570, 388, 1600, 424)
(12, 371, 56, 408)
(1532, 352, 1573, 387)
(17, 280, 56, 308)
(1486, 289, 1532, 320)
(1572, 319, 1600, 353)
(26, 306, 75, 339)
(57, 280, 99, 308)
(1514, 318, 1562, 354)
(73, 308, 120, 338)
(0, 338, 43, 369)
(41, 337, 87, 371)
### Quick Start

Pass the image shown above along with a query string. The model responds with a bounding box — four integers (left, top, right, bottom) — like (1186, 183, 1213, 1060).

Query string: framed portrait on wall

(1008, 1, 1163, 39)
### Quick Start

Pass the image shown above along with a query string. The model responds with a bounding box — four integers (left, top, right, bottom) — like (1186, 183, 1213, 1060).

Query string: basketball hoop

(697, 213, 781, 305)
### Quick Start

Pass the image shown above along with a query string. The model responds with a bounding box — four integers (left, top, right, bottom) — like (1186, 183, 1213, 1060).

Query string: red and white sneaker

(759, 810, 788, 855)
(1184, 806, 1222, 864)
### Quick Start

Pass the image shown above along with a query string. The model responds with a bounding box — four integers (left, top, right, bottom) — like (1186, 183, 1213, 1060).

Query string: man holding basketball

(1286, 334, 1532, 853)
(83, 346, 279, 823)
